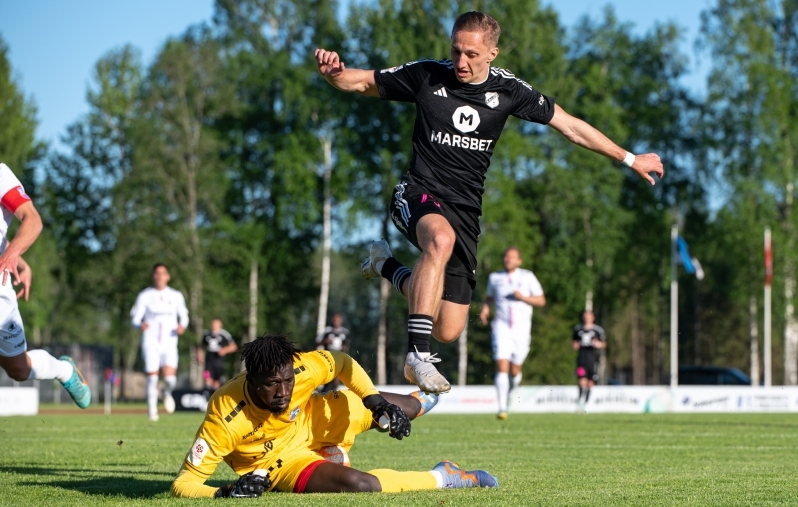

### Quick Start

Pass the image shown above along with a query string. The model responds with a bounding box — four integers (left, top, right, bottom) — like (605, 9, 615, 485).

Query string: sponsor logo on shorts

(0, 321, 23, 340)
(188, 437, 209, 467)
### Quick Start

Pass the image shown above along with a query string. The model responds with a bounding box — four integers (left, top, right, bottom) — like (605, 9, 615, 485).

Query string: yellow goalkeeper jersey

(179, 350, 379, 489)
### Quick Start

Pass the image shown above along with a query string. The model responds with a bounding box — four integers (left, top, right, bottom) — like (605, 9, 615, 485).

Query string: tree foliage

(2, 0, 792, 385)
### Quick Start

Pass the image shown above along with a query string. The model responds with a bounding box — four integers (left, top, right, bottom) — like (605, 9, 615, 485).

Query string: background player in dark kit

(572, 310, 607, 408)
(315, 11, 663, 393)
(198, 318, 237, 390)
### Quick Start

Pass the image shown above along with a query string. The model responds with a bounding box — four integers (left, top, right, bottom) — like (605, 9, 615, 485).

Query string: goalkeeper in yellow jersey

(171, 334, 498, 497)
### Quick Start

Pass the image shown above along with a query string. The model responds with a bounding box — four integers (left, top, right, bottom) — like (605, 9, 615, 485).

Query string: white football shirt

(131, 286, 189, 347)
(0, 163, 32, 254)
(486, 268, 544, 328)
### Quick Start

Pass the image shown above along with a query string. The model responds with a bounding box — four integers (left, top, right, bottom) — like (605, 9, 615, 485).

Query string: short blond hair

(452, 11, 501, 47)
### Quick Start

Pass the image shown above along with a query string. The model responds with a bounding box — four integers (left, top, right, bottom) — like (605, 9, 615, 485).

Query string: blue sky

(0, 0, 711, 150)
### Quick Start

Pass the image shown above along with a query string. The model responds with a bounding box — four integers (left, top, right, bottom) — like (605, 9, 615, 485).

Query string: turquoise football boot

(59, 355, 91, 409)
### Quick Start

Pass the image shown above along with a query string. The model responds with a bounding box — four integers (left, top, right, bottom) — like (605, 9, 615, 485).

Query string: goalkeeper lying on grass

(171, 334, 498, 497)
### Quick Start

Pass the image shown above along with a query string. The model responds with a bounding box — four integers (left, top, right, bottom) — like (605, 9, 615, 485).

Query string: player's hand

(592, 338, 603, 349)
(631, 153, 664, 186)
(0, 248, 21, 289)
(512, 290, 526, 302)
(216, 471, 271, 498)
(177, 325, 185, 335)
(315, 48, 345, 79)
(140, 322, 149, 331)
(218, 349, 227, 357)
(363, 394, 411, 440)
(15, 257, 32, 301)
(479, 307, 490, 326)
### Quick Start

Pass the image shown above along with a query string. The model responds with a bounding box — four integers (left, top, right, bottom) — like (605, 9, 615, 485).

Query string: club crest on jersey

(289, 407, 300, 421)
(485, 92, 499, 108)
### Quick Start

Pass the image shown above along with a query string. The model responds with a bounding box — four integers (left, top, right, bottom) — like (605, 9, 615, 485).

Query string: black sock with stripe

(407, 314, 433, 353)
(380, 257, 411, 296)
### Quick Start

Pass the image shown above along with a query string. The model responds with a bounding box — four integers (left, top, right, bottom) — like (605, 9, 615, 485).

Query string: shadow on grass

(0, 464, 168, 477)
(19, 477, 173, 498)
(5, 465, 236, 498)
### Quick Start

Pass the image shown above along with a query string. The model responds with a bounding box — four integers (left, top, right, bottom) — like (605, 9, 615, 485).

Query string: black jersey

(202, 329, 234, 360)
(373, 60, 555, 210)
(572, 324, 606, 365)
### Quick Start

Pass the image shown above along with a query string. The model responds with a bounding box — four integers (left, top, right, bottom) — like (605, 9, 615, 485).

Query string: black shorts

(205, 355, 225, 381)
(390, 179, 478, 305)
(576, 351, 598, 381)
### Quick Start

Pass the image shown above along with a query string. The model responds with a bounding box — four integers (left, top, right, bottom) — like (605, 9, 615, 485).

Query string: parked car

(679, 365, 751, 385)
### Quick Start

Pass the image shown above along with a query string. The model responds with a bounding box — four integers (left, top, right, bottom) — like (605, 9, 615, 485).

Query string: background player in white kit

(131, 263, 189, 421)
(0, 163, 91, 408)
(480, 247, 545, 419)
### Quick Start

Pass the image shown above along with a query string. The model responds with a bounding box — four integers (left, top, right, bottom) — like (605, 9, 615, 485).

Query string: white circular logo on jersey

(452, 105, 480, 133)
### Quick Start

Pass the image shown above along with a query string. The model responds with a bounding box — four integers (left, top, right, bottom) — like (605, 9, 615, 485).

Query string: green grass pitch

(0, 406, 796, 506)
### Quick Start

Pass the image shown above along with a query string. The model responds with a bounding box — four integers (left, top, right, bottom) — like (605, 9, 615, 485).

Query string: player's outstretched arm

(315, 48, 379, 97)
(0, 202, 42, 289)
(325, 351, 411, 439)
(547, 104, 664, 185)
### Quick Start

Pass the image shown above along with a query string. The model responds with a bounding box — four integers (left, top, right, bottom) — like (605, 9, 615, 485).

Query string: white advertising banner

(672, 386, 798, 413)
(0, 387, 38, 416)
(376, 385, 798, 414)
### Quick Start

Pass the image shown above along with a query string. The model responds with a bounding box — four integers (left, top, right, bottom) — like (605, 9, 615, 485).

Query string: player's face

(503, 249, 522, 271)
(332, 314, 342, 328)
(152, 266, 170, 289)
(251, 363, 295, 415)
(583, 311, 595, 325)
(210, 319, 222, 333)
(450, 30, 499, 83)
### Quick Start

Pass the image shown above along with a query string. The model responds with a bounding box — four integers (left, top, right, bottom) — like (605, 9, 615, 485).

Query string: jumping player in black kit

(315, 12, 664, 393)
(572, 310, 606, 409)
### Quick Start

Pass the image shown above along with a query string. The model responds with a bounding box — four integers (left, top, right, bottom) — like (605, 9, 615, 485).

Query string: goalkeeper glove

(363, 394, 411, 440)
(215, 471, 271, 498)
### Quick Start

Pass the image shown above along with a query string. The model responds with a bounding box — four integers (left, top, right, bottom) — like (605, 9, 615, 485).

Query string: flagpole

(670, 224, 679, 389)
(764, 227, 772, 387)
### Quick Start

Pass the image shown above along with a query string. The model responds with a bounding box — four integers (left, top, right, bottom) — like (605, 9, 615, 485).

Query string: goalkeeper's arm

(171, 466, 220, 498)
(327, 351, 411, 440)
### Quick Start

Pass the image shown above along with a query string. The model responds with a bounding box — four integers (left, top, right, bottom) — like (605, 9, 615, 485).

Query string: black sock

(407, 314, 433, 353)
(380, 257, 412, 296)
(578, 386, 584, 401)
(584, 388, 591, 403)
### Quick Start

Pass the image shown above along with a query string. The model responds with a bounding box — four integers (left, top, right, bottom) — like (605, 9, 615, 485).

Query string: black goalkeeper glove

(215, 471, 271, 498)
(363, 394, 411, 440)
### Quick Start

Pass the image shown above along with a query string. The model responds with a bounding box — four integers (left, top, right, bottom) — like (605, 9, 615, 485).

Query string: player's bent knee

(432, 318, 466, 343)
(353, 473, 382, 492)
(5, 366, 29, 381)
(427, 231, 455, 258)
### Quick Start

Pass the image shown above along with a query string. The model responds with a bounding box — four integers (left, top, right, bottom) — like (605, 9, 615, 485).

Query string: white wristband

(622, 151, 636, 167)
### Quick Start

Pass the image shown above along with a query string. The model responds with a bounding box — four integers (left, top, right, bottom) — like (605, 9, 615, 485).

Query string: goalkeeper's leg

(300, 461, 497, 493)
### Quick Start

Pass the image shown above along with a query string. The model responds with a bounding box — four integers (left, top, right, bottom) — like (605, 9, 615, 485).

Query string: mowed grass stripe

(0, 413, 796, 506)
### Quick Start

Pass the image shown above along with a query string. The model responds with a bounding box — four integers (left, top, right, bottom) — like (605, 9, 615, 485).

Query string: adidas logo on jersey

(433, 88, 448, 97)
